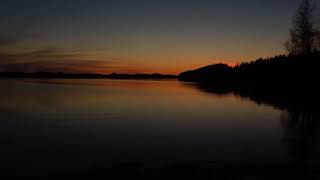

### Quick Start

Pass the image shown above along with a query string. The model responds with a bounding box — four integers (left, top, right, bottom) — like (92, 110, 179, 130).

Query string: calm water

(0, 79, 310, 176)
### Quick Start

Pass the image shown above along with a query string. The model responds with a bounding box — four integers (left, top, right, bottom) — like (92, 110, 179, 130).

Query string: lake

(0, 79, 318, 177)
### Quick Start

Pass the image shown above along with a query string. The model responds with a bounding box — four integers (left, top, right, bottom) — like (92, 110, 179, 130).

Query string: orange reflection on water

(0, 79, 279, 127)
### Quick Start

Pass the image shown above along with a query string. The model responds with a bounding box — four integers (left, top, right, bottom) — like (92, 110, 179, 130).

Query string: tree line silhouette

(179, 0, 320, 93)
(178, 53, 320, 91)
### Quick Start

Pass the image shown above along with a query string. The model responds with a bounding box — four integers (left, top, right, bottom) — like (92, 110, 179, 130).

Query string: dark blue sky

(0, 0, 303, 74)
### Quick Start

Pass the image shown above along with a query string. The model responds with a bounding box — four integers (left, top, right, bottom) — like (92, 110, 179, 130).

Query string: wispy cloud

(0, 47, 160, 74)
(0, 47, 115, 73)
(0, 30, 178, 74)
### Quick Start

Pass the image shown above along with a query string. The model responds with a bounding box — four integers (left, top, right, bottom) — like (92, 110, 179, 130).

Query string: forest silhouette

(178, 53, 320, 93)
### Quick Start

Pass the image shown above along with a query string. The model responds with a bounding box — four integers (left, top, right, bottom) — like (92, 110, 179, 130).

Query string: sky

(0, 0, 303, 74)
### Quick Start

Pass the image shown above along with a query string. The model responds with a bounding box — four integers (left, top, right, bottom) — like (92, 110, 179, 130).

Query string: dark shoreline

(178, 54, 320, 91)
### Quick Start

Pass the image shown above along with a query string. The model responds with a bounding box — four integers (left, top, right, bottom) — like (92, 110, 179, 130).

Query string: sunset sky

(0, 0, 302, 74)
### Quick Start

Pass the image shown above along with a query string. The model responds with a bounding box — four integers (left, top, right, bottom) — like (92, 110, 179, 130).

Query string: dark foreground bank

(55, 162, 320, 179)
(3, 161, 319, 179)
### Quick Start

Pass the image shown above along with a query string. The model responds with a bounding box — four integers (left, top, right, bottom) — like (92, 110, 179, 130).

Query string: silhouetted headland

(178, 53, 320, 94)
(0, 72, 177, 80)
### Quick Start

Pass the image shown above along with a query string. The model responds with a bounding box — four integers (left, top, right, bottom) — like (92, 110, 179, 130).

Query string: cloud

(0, 60, 111, 73)
(0, 47, 161, 74)
(0, 47, 116, 73)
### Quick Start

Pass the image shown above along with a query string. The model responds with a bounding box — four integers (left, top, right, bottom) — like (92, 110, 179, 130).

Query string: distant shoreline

(0, 72, 177, 80)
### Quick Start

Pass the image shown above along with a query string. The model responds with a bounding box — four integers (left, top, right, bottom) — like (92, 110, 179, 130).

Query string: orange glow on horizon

(0, 47, 282, 75)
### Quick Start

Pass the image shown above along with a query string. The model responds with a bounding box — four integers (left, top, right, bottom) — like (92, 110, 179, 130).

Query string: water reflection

(189, 83, 320, 172)
(0, 79, 319, 177)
